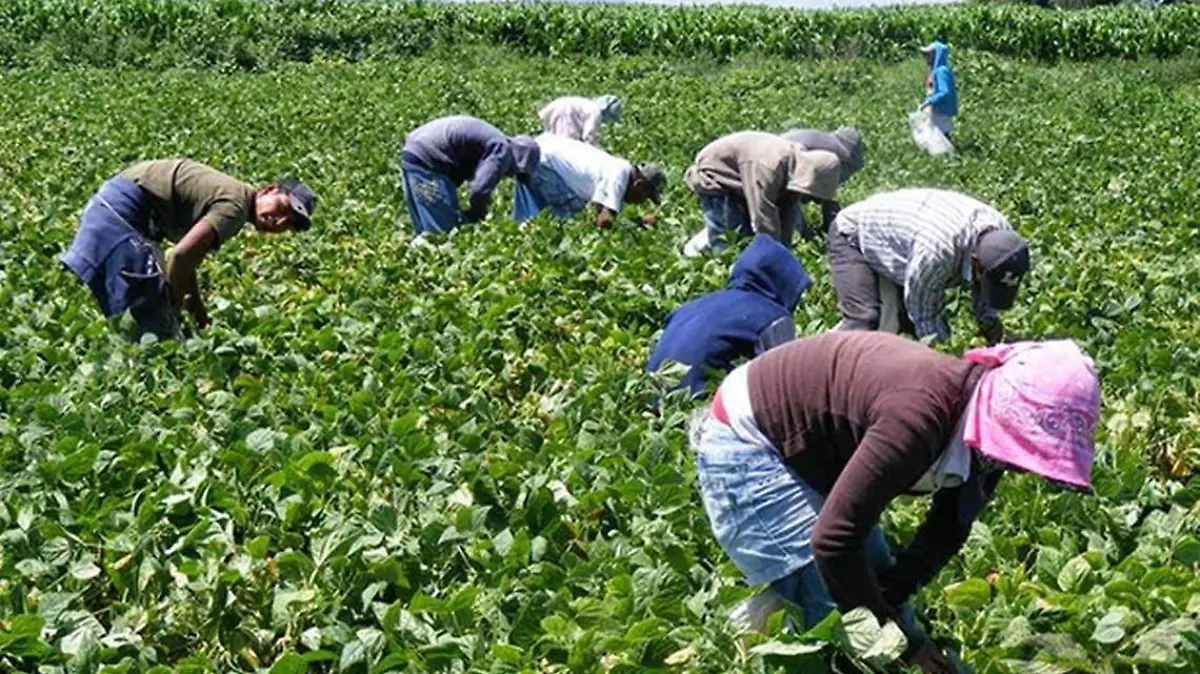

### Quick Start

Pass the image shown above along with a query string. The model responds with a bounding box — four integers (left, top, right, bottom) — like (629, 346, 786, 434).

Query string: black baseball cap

(976, 229, 1030, 310)
(636, 162, 667, 203)
(277, 178, 316, 232)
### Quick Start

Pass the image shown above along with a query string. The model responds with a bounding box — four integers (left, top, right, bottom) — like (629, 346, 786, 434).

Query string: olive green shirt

(120, 159, 256, 247)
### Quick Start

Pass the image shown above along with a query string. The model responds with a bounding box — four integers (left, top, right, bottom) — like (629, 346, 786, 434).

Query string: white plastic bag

(909, 110, 954, 156)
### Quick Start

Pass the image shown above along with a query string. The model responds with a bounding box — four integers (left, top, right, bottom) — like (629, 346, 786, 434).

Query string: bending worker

(683, 131, 842, 257)
(538, 94, 623, 146)
(828, 188, 1030, 345)
(513, 133, 665, 230)
(647, 234, 811, 397)
(401, 115, 540, 238)
(691, 331, 1101, 673)
(780, 126, 865, 184)
(62, 158, 316, 339)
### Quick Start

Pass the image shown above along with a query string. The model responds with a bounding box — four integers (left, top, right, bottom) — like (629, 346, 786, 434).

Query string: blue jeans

(692, 413, 922, 636)
(512, 162, 587, 223)
(699, 193, 752, 252)
(401, 164, 462, 235)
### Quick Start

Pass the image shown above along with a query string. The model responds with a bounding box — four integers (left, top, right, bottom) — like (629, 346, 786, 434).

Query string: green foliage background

(0, 18, 1199, 674)
(1, 0, 1200, 67)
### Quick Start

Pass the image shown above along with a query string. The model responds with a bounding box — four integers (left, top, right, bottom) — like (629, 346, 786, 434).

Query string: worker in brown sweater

(690, 332, 1101, 672)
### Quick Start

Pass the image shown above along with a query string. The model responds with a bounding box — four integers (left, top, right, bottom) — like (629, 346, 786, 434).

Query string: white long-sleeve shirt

(538, 97, 606, 145)
(834, 189, 1010, 342)
(535, 133, 632, 212)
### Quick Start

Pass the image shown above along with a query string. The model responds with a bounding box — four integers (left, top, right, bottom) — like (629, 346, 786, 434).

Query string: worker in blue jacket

(920, 41, 959, 140)
(647, 234, 811, 398)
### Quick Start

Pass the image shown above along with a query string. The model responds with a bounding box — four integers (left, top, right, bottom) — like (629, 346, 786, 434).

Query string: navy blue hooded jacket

(647, 234, 812, 397)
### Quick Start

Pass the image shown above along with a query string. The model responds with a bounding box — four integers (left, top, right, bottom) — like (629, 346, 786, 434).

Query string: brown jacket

(685, 132, 841, 242)
(746, 331, 999, 622)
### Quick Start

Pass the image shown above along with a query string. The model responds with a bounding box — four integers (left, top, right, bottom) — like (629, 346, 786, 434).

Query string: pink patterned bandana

(962, 341, 1101, 489)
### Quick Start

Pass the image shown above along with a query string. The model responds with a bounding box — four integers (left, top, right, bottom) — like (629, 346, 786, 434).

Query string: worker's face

(971, 255, 984, 293)
(254, 187, 294, 233)
(624, 175, 655, 204)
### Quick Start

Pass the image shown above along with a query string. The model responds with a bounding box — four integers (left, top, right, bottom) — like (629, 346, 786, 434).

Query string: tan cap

(788, 149, 842, 201)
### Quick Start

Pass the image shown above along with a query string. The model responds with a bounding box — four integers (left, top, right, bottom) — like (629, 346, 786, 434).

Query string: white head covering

(594, 95, 623, 124)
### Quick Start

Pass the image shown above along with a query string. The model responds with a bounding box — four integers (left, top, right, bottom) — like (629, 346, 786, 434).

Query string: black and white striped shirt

(835, 189, 1012, 342)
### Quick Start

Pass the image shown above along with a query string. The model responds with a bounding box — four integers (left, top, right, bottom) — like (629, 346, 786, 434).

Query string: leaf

(246, 428, 281, 453)
(247, 536, 270, 559)
(339, 639, 367, 671)
(1000, 616, 1035, 648)
(1173, 536, 1200, 566)
(0, 615, 51, 658)
(69, 560, 102, 581)
(271, 588, 316, 630)
(16, 558, 52, 579)
(748, 640, 825, 657)
(663, 644, 697, 665)
(843, 608, 906, 665)
(493, 529, 514, 557)
(1000, 661, 1072, 674)
(1133, 619, 1190, 665)
(860, 621, 908, 664)
(1186, 593, 1200, 616)
(1091, 608, 1128, 645)
(944, 577, 991, 611)
(268, 653, 307, 674)
(1057, 556, 1093, 593)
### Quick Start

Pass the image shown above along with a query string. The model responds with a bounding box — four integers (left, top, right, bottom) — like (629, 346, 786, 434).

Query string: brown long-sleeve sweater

(747, 331, 999, 622)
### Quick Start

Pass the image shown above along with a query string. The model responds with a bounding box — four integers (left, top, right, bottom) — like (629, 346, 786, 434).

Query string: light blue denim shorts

(691, 410, 922, 635)
(691, 411, 823, 586)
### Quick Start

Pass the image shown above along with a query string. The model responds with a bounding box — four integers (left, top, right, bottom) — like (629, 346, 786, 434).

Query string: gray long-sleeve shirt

(402, 116, 515, 204)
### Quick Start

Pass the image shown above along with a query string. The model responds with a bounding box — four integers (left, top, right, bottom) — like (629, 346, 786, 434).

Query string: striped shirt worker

(829, 189, 1031, 344)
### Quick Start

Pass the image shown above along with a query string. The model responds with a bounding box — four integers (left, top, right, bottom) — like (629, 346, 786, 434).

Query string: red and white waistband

(710, 362, 773, 449)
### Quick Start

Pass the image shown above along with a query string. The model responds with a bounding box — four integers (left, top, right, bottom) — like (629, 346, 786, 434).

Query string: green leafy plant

(0, 31, 1197, 674)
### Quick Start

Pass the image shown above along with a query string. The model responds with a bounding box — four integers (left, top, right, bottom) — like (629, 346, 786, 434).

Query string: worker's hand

(904, 640, 957, 674)
(980, 317, 1004, 346)
(921, 105, 932, 114)
(595, 209, 615, 230)
(464, 193, 491, 224)
(638, 214, 658, 227)
(184, 293, 210, 330)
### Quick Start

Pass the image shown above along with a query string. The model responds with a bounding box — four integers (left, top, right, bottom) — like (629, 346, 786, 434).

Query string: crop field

(1, 6, 1200, 673)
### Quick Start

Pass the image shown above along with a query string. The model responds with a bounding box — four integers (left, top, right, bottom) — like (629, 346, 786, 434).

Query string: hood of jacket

(926, 41, 951, 70)
(833, 127, 865, 179)
(728, 233, 812, 312)
(509, 135, 542, 177)
(787, 149, 842, 202)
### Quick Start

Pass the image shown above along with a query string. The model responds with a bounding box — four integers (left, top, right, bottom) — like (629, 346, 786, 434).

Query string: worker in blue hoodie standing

(920, 41, 958, 140)
(647, 234, 811, 398)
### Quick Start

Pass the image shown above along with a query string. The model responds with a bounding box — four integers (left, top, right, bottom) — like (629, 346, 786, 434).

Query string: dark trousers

(826, 220, 914, 334)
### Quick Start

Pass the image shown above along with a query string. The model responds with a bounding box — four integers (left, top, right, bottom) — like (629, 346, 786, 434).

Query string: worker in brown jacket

(682, 131, 842, 257)
(690, 332, 1101, 672)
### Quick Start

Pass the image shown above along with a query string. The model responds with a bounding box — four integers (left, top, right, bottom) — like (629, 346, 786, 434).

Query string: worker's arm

(165, 221, 217, 329)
